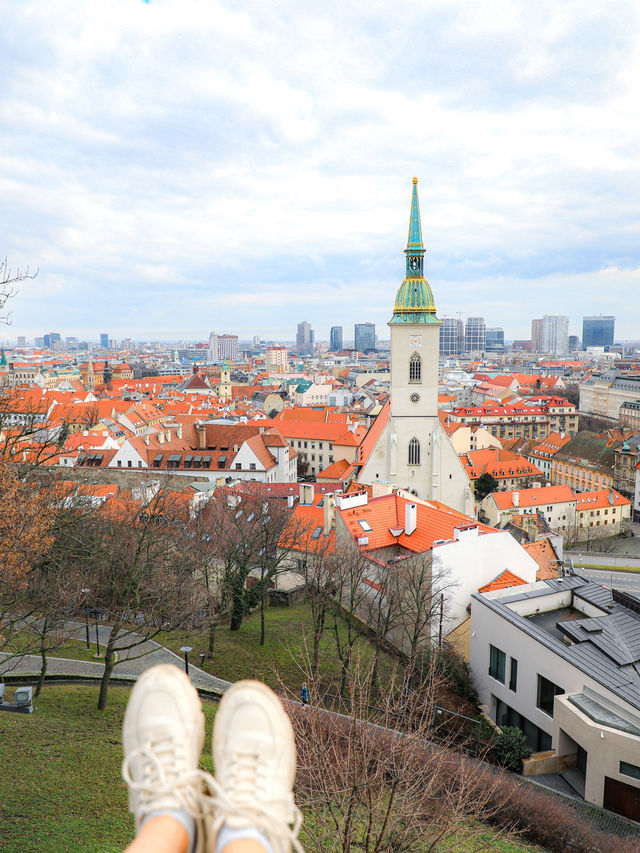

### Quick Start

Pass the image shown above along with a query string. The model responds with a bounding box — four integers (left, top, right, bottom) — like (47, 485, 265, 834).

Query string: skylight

(358, 520, 372, 532)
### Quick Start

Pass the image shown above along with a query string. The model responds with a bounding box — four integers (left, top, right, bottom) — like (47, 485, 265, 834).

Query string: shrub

(494, 726, 530, 772)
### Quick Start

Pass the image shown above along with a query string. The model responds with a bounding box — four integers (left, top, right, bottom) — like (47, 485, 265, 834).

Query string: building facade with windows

(471, 578, 640, 820)
(296, 321, 314, 354)
(329, 326, 343, 352)
(354, 322, 376, 353)
(582, 315, 615, 349)
(464, 317, 486, 353)
(439, 317, 464, 356)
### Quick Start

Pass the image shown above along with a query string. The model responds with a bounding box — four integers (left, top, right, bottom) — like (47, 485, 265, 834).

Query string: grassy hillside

(0, 684, 544, 853)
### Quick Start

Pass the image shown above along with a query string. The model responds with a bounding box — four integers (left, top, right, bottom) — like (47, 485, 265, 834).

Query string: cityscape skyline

(2, 4, 640, 341)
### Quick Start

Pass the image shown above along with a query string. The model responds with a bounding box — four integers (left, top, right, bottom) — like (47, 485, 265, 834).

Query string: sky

(2, 0, 640, 344)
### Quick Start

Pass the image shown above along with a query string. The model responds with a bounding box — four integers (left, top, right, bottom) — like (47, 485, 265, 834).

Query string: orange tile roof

(460, 447, 542, 481)
(317, 458, 354, 481)
(356, 398, 390, 466)
(522, 539, 560, 581)
(575, 489, 631, 511)
(490, 485, 575, 510)
(478, 570, 528, 593)
(339, 493, 495, 554)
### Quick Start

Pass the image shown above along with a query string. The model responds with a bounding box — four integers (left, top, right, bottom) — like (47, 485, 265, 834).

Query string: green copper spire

(0, 349, 6, 367)
(390, 178, 439, 325)
(406, 177, 423, 251)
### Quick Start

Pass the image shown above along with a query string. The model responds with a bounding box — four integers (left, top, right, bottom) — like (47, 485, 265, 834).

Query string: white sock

(216, 824, 273, 853)
(141, 809, 197, 852)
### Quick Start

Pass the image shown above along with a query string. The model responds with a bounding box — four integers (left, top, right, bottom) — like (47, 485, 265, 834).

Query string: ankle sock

(216, 824, 273, 853)
(141, 809, 197, 852)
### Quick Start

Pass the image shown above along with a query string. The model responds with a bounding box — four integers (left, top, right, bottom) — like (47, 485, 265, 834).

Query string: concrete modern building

(354, 322, 375, 353)
(583, 316, 615, 349)
(208, 332, 239, 362)
(485, 327, 505, 353)
(471, 577, 640, 820)
(439, 317, 464, 356)
(542, 315, 569, 355)
(100, 333, 110, 349)
(464, 317, 486, 353)
(296, 321, 314, 354)
(265, 345, 288, 372)
(329, 326, 343, 352)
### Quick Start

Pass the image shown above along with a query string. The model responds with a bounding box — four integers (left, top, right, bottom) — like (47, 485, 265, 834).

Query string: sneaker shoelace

(122, 733, 212, 823)
(203, 750, 304, 853)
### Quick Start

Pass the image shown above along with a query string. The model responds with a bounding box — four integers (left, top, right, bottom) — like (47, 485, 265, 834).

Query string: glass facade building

(330, 326, 343, 352)
(354, 322, 376, 353)
(464, 317, 486, 353)
(440, 317, 464, 355)
(583, 315, 615, 348)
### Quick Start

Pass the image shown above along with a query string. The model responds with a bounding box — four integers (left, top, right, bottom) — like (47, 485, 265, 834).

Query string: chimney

(197, 424, 206, 450)
(165, 429, 171, 442)
(324, 492, 336, 535)
(513, 492, 520, 507)
(300, 483, 314, 506)
(176, 423, 183, 439)
(144, 435, 150, 446)
(405, 502, 417, 536)
(158, 431, 165, 445)
(287, 494, 295, 509)
(608, 490, 615, 505)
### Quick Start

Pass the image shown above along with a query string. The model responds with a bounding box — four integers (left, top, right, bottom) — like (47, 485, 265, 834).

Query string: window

(408, 437, 420, 466)
(620, 761, 640, 780)
(358, 520, 372, 532)
(489, 645, 506, 683)
(509, 658, 518, 692)
(537, 674, 563, 716)
(409, 352, 421, 383)
(249, 463, 256, 471)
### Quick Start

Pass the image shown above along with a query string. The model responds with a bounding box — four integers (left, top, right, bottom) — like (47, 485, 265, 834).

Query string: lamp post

(88, 607, 106, 658)
(82, 589, 91, 649)
(180, 646, 193, 676)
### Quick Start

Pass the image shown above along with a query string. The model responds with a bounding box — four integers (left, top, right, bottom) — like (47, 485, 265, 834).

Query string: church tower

(358, 178, 472, 514)
(218, 358, 232, 401)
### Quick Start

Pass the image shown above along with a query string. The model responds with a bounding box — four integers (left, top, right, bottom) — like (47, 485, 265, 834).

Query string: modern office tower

(354, 322, 376, 353)
(17, 336, 26, 348)
(100, 333, 110, 349)
(330, 326, 343, 352)
(439, 317, 464, 356)
(531, 318, 544, 352)
(464, 317, 486, 353)
(217, 334, 239, 361)
(43, 332, 61, 350)
(485, 327, 505, 353)
(65, 336, 79, 349)
(34, 337, 44, 348)
(296, 321, 314, 354)
(568, 335, 580, 353)
(208, 331, 218, 362)
(583, 315, 615, 348)
(541, 315, 569, 355)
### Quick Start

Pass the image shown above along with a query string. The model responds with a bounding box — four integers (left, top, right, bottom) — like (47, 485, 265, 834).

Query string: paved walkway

(0, 619, 231, 694)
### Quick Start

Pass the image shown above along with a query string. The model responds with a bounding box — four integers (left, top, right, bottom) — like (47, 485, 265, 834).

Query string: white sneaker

(122, 664, 207, 852)
(209, 680, 303, 853)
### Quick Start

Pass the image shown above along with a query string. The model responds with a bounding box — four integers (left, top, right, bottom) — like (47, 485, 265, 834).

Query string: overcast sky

(2, 0, 640, 344)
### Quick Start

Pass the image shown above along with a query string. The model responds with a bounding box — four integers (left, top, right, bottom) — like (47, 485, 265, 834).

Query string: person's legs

(209, 680, 303, 853)
(121, 664, 207, 853)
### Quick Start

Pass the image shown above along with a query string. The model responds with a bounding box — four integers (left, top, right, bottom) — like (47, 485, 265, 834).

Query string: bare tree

(77, 489, 205, 709)
(0, 258, 37, 324)
(329, 540, 370, 698)
(290, 655, 511, 853)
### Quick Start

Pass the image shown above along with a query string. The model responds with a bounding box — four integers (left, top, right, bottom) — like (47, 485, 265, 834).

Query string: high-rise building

(100, 333, 110, 349)
(17, 336, 26, 348)
(266, 345, 287, 372)
(296, 321, 314, 354)
(208, 332, 239, 362)
(541, 315, 568, 355)
(464, 317, 486, 353)
(531, 318, 544, 352)
(485, 327, 505, 353)
(329, 326, 343, 352)
(439, 317, 464, 356)
(354, 322, 376, 353)
(217, 334, 239, 361)
(43, 332, 61, 350)
(568, 335, 579, 353)
(582, 315, 615, 349)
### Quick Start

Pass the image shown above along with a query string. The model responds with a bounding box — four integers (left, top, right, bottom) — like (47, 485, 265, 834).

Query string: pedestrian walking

(300, 681, 309, 706)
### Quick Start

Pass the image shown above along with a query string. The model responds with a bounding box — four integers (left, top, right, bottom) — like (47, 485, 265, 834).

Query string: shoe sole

(213, 680, 296, 783)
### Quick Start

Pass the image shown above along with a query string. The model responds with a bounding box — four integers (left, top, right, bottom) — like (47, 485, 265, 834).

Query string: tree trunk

(229, 588, 244, 631)
(207, 620, 217, 657)
(98, 622, 119, 710)
(35, 616, 48, 697)
(260, 593, 265, 646)
(370, 643, 381, 694)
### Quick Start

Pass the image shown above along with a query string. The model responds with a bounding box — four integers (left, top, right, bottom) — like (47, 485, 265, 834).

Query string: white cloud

(1, 0, 639, 342)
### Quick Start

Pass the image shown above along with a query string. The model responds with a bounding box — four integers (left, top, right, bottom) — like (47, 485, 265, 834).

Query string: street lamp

(180, 646, 193, 676)
(88, 607, 106, 657)
(82, 589, 91, 649)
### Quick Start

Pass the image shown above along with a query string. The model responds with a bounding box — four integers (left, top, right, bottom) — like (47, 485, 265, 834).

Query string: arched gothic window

(408, 437, 420, 466)
(409, 352, 421, 383)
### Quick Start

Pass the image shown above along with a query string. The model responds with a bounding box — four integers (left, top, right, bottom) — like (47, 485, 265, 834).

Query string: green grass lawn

(0, 685, 544, 853)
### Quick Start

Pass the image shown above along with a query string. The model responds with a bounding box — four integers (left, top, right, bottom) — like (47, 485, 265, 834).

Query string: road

(575, 568, 640, 594)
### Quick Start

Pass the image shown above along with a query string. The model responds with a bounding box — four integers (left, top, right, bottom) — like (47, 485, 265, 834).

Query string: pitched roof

(575, 489, 631, 511)
(478, 570, 528, 593)
(490, 485, 575, 510)
(522, 539, 561, 580)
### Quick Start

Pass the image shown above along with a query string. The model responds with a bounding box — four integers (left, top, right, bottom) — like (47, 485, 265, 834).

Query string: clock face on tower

(410, 335, 422, 348)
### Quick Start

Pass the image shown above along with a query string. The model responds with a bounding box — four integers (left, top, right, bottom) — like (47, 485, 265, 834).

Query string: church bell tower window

(409, 352, 421, 383)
